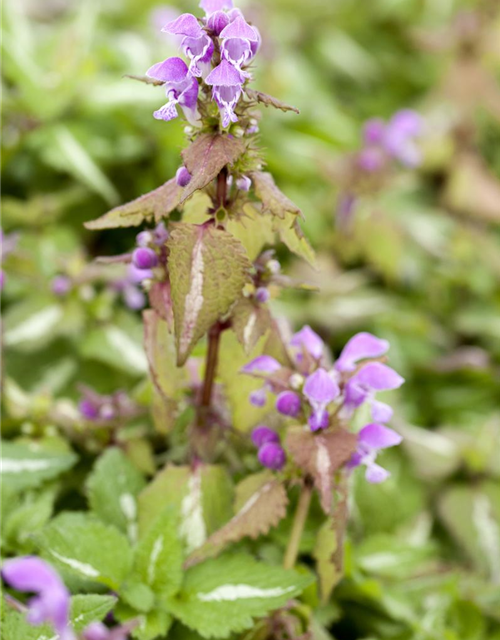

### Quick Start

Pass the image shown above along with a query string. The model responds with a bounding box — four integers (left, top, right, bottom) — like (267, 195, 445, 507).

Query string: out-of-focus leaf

(231, 298, 272, 353)
(251, 171, 302, 220)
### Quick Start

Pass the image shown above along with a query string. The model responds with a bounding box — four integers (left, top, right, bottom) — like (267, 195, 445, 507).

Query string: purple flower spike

(276, 391, 301, 417)
(251, 425, 280, 448)
(51, 275, 72, 297)
(132, 247, 158, 270)
(303, 368, 340, 431)
(2, 557, 75, 640)
(176, 166, 192, 187)
(147, 57, 200, 125)
(335, 332, 389, 372)
(205, 60, 243, 128)
(200, 0, 233, 15)
(242, 355, 281, 374)
(363, 118, 386, 145)
(258, 442, 286, 471)
(349, 423, 402, 484)
(290, 325, 324, 360)
(162, 13, 203, 38)
(220, 16, 259, 42)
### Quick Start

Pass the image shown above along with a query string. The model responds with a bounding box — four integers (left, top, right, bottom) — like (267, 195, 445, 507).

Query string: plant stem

(200, 323, 222, 409)
(283, 479, 313, 570)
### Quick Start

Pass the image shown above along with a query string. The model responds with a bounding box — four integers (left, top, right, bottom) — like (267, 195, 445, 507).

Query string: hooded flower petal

(147, 57, 190, 83)
(358, 423, 402, 450)
(365, 462, 390, 484)
(200, 0, 233, 15)
(207, 10, 230, 34)
(304, 368, 339, 431)
(249, 387, 267, 406)
(351, 362, 404, 391)
(147, 58, 200, 124)
(371, 399, 393, 423)
(335, 332, 389, 372)
(2, 557, 74, 640)
(205, 60, 243, 126)
(290, 325, 324, 360)
(220, 16, 259, 42)
(383, 109, 423, 167)
(162, 13, 203, 38)
(242, 355, 281, 373)
(205, 59, 243, 86)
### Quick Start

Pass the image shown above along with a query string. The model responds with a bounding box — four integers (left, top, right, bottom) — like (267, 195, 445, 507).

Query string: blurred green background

(2, 0, 500, 638)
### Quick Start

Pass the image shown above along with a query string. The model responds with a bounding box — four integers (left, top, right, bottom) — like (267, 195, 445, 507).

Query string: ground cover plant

(2, 0, 500, 639)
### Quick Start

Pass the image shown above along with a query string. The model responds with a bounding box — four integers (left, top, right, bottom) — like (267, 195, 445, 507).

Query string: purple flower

(200, 0, 233, 15)
(162, 13, 202, 38)
(255, 287, 269, 303)
(236, 175, 252, 191)
(242, 355, 281, 374)
(146, 57, 200, 125)
(249, 387, 267, 407)
(122, 285, 146, 311)
(2, 557, 75, 640)
(258, 442, 286, 471)
(136, 231, 153, 247)
(383, 110, 423, 167)
(335, 332, 389, 373)
(132, 248, 158, 270)
(161, 14, 215, 78)
(51, 275, 72, 297)
(251, 425, 279, 447)
(176, 166, 192, 187)
(205, 60, 243, 128)
(336, 193, 356, 229)
(127, 263, 153, 283)
(344, 362, 404, 423)
(276, 391, 301, 417)
(349, 423, 402, 483)
(357, 147, 386, 173)
(303, 368, 340, 431)
(290, 325, 324, 360)
(79, 398, 100, 420)
(220, 17, 259, 76)
(207, 10, 230, 35)
(363, 118, 386, 145)
(153, 222, 169, 245)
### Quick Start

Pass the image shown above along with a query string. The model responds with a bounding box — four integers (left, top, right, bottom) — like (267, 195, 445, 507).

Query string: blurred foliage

(2, 0, 500, 638)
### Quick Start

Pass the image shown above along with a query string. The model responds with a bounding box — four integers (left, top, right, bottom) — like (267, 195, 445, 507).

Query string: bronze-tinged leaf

(285, 427, 357, 513)
(443, 153, 500, 223)
(180, 134, 246, 204)
(274, 213, 317, 268)
(314, 516, 341, 603)
(245, 88, 300, 114)
(148, 281, 174, 330)
(231, 298, 272, 353)
(167, 223, 252, 365)
(251, 171, 302, 220)
(85, 178, 181, 230)
(143, 310, 188, 432)
(185, 471, 288, 567)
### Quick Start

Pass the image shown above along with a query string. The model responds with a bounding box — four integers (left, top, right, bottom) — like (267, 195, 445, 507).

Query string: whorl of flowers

(243, 327, 404, 483)
(147, 0, 261, 129)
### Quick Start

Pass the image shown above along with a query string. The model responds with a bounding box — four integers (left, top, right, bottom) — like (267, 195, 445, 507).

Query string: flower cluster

(147, 0, 261, 128)
(78, 386, 137, 424)
(242, 327, 404, 482)
(251, 426, 286, 470)
(2, 557, 131, 640)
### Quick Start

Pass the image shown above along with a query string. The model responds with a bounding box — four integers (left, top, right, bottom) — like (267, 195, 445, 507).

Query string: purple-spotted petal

(242, 355, 281, 373)
(251, 426, 279, 448)
(352, 362, 404, 391)
(147, 57, 189, 83)
(365, 462, 391, 484)
(290, 325, 324, 360)
(358, 423, 402, 450)
(200, 0, 233, 15)
(220, 16, 259, 42)
(335, 332, 389, 372)
(162, 13, 203, 38)
(276, 391, 301, 417)
(303, 369, 339, 404)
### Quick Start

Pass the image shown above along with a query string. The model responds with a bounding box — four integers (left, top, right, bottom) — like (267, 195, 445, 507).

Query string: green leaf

(132, 507, 184, 599)
(273, 214, 316, 267)
(314, 516, 340, 604)
(180, 134, 246, 204)
(1, 440, 77, 492)
(85, 178, 181, 230)
(116, 604, 173, 640)
(167, 223, 251, 365)
(251, 171, 301, 220)
(231, 298, 272, 354)
(121, 582, 156, 613)
(86, 447, 146, 541)
(81, 321, 148, 375)
(226, 203, 275, 261)
(3, 299, 63, 350)
(186, 471, 288, 567)
(2, 487, 56, 553)
(167, 553, 314, 638)
(37, 512, 133, 590)
(69, 594, 118, 632)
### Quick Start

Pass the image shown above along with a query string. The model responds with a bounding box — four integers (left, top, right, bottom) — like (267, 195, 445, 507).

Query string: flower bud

(51, 275, 71, 297)
(176, 166, 192, 187)
(266, 259, 281, 275)
(289, 373, 304, 390)
(258, 442, 286, 470)
(132, 247, 158, 270)
(236, 175, 252, 191)
(79, 398, 99, 421)
(255, 287, 269, 303)
(207, 9, 230, 35)
(153, 222, 169, 245)
(251, 425, 279, 448)
(276, 391, 301, 417)
(136, 230, 153, 247)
